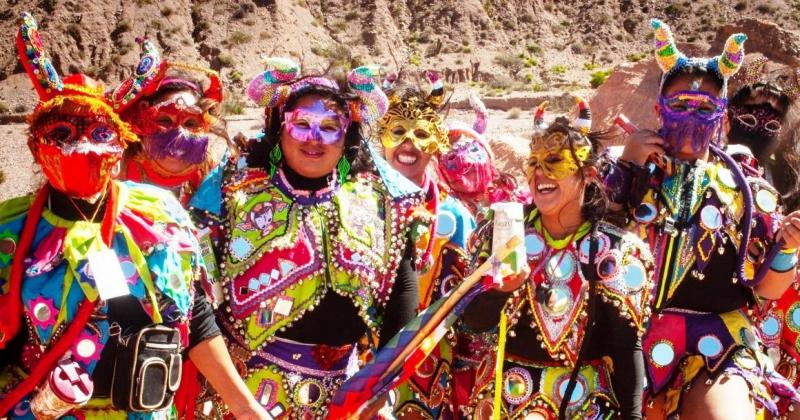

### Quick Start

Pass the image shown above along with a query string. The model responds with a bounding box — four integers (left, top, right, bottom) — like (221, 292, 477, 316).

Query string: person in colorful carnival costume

(457, 99, 654, 420)
(727, 59, 800, 418)
(112, 39, 231, 309)
(605, 19, 800, 418)
(202, 57, 424, 418)
(437, 93, 528, 222)
(0, 13, 268, 420)
(379, 72, 476, 418)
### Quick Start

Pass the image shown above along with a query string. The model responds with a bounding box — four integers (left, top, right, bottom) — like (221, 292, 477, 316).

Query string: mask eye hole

(765, 120, 782, 133)
(90, 124, 118, 143)
(736, 114, 758, 128)
(155, 114, 174, 129)
(182, 117, 203, 130)
(666, 99, 689, 112)
(43, 122, 76, 144)
(391, 126, 406, 136)
(414, 129, 430, 139)
(544, 154, 563, 164)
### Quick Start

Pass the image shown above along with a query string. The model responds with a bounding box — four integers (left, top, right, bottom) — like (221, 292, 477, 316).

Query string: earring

(337, 156, 350, 184)
(269, 144, 282, 177)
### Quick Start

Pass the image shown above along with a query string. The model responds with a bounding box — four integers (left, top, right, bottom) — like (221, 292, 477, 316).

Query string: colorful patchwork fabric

(644, 308, 798, 416)
(213, 167, 424, 415)
(0, 181, 203, 419)
(467, 359, 618, 420)
(631, 158, 782, 310)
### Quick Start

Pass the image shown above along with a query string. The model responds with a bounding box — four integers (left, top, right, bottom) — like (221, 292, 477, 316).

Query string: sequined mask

(527, 131, 591, 181)
(283, 99, 350, 145)
(658, 91, 727, 157)
(380, 97, 448, 154)
(439, 139, 494, 195)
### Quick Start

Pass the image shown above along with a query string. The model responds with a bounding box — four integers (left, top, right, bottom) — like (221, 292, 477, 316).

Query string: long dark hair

(246, 81, 372, 175)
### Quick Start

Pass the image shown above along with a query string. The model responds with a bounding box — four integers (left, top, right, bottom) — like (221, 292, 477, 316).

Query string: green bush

(0, 101, 8, 114)
(550, 65, 567, 75)
(217, 54, 234, 68)
(626, 52, 648, 62)
(526, 43, 542, 55)
(222, 92, 246, 115)
(590, 69, 613, 88)
(583, 62, 599, 70)
(228, 31, 253, 45)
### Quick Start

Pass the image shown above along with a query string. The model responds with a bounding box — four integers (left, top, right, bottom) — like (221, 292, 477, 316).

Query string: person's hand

(497, 264, 531, 292)
(620, 130, 666, 166)
(228, 400, 270, 420)
(777, 210, 800, 250)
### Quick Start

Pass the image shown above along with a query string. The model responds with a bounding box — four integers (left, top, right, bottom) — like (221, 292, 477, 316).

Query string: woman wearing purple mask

(198, 58, 427, 418)
(607, 19, 800, 419)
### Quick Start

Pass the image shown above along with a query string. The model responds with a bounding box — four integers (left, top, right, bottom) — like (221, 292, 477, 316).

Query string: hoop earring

(269, 144, 282, 177)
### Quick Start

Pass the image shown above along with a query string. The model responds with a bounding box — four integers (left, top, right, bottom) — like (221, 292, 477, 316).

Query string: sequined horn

(713, 33, 747, 80)
(16, 12, 62, 101)
(574, 96, 592, 134)
(348, 65, 389, 124)
(111, 38, 165, 112)
(424, 70, 445, 108)
(468, 93, 488, 135)
(650, 19, 686, 74)
(246, 57, 301, 108)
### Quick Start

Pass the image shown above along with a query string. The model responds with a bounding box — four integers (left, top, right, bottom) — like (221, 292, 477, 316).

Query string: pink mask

(438, 139, 495, 195)
(283, 100, 351, 145)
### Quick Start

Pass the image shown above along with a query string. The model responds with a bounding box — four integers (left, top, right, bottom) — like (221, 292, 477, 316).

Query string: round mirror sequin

(546, 251, 577, 282)
(699, 205, 723, 230)
(761, 315, 780, 338)
(502, 367, 533, 405)
(525, 233, 545, 259)
(294, 379, 325, 407)
(697, 335, 723, 358)
(756, 189, 778, 213)
(790, 305, 800, 331)
(578, 234, 610, 264)
(436, 212, 457, 238)
(76, 337, 97, 359)
(650, 342, 675, 367)
(634, 203, 658, 224)
(543, 286, 572, 317)
(557, 375, 585, 404)
(622, 261, 647, 290)
(33, 302, 51, 323)
(597, 253, 619, 280)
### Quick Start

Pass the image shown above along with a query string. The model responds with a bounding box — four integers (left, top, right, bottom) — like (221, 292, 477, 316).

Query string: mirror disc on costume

(718, 168, 736, 188)
(0, 237, 17, 256)
(525, 233, 546, 259)
(789, 304, 800, 332)
(136, 54, 157, 76)
(33, 302, 52, 323)
(294, 379, 326, 407)
(756, 189, 778, 213)
(622, 260, 647, 290)
(545, 251, 577, 282)
(557, 374, 586, 404)
(699, 205, 723, 230)
(578, 233, 610, 264)
(634, 203, 658, 224)
(543, 286, 572, 317)
(76, 337, 97, 359)
(436, 212, 457, 238)
(42, 58, 62, 90)
(650, 341, 675, 367)
(597, 253, 619, 280)
(697, 335, 723, 358)
(761, 315, 780, 338)
(502, 367, 533, 405)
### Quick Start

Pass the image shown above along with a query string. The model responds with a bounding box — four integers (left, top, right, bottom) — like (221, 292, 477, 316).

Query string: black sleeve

(378, 237, 420, 348)
(187, 289, 222, 350)
(461, 289, 511, 332)
(607, 307, 644, 420)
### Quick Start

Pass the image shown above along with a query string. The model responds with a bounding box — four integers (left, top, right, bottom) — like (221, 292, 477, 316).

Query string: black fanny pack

(110, 324, 182, 412)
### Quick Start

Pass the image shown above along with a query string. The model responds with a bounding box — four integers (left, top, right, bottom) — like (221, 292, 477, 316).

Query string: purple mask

(143, 127, 209, 165)
(283, 100, 350, 145)
(658, 91, 727, 158)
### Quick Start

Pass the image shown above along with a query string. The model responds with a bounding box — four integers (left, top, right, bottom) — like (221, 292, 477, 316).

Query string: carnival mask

(283, 99, 350, 145)
(31, 114, 123, 198)
(138, 90, 212, 165)
(658, 91, 727, 158)
(527, 131, 591, 181)
(728, 104, 783, 158)
(380, 98, 448, 154)
(439, 139, 493, 195)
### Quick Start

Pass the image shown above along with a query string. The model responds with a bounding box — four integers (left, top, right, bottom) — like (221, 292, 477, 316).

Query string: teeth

(397, 154, 417, 164)
(537, 183, 557, 192)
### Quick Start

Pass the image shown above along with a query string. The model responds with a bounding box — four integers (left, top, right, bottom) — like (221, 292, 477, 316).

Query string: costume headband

(532, 96, 592, 134)
(651, 18, 746, 96)
(733, 56, 800, 101)
(246, 57, 388, 124)
(17, 12, 136, 145)
(110, 39, 222, 113)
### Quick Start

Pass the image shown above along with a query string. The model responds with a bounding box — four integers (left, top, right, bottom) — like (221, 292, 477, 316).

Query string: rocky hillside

(0, 0, 798, 114)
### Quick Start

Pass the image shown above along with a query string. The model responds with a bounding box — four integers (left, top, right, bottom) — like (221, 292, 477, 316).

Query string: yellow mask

(380, 97, 448, 154)
(527, 130, 591, 181)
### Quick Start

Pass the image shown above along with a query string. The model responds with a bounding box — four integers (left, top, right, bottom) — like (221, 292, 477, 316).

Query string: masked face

(526, 131, 591, 182)
(31, 114, 123, 198)
(728, 103, 783, 158)
(283, 99, 350, 145)
(439, 138, 494, 195)
(380, 99, 448, 154)
(138, 90, 212, 169)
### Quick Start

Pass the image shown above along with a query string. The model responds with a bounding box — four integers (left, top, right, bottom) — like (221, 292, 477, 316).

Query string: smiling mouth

(396, 152, 418, 165)
(537, 182, 557, 194)
(301, 148, 324, 158)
